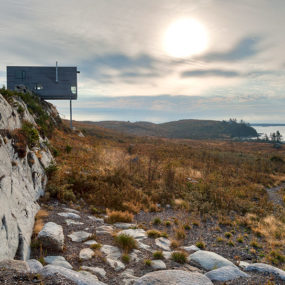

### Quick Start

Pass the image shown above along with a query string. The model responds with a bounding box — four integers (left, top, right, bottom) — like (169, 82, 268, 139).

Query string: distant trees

(270, 130, 282, 143)
(223, 118, 257, 138)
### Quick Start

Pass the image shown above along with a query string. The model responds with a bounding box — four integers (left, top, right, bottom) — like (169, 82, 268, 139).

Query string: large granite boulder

(0, 259, 30, 273)
(205, 265, 249, 281)
(38, 222, 64, 251)
(245, 263, 285, 281)
(189, 250, 237, 271)
(134, 270, 213, 285)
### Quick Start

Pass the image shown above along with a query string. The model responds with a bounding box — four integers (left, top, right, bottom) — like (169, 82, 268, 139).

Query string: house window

(34, 84, 43, 90)
(71, 86, 76, 94)
(15, 70, 26, 80)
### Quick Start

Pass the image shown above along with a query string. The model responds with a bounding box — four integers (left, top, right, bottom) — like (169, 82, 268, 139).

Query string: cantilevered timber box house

(6, 63, 79, 127)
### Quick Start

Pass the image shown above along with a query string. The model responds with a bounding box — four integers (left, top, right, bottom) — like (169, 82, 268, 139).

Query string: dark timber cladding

(6, 66, 78, 100)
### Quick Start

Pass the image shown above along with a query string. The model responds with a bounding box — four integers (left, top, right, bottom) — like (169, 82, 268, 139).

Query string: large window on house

(15, 70, 26, 80)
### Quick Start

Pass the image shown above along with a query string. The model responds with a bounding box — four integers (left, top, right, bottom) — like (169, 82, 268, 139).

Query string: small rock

(238, 261, 250, 269)
(38, 222, 64, 251)
(81, 266, 106, 278)
(155, 237, 171, 251)
(63, 207, 80, 214)
(88, 216, 104, 223)
(44, 256, 73, 270)
(68, 231, 92, 242)
(101, 245, 121, 259)
(134, 270, 213, 285)
(114, 223, 137, 229)
(27, 259, 43, 274)
(106, 258, 125, 271)
(65, 219, 84, 226)
(189, 250, 237, 271)
(58, 212, 81, 219)
(245, 263, 285, 281)
(162, 251, 173, 260)
(96, 225, 114, 235)
(120, 269, 139, 285)
(80, 248, 95, 260)
(79, 270, 99, 281)
(84, 240, 98, 246)
(118, 229, 147, 240)
(205, 265, 249, 281)
(40, 265, 106, 284)
(137, 241, 151, 251)
(151, 260, 167, 270)
(181, 245, 200, 253)
(130, 250, 141, 263)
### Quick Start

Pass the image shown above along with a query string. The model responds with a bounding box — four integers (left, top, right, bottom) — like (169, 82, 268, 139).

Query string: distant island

(82, 119, 258, 140)
(251, 123, 285, 127)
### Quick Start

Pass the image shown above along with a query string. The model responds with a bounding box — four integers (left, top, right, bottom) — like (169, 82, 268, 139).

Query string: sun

(164, 18, 208, 58)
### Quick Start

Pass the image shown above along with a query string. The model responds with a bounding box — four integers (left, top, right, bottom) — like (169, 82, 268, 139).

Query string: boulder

(80, 248, 95, 260)
(134, 270, 213, 285)
(96, 225, 114, 235)
(118, 229, 146, 240)
(137, 241, 151, 251)
(114, 223, 137, 229)
(65, 219, 84, 226)
(44, 256, 73, 269)
(63, 208, 80, 214)
(88, 216, 104, 223)
(84, 240, 98, 246)
(245, 263, 285, 281)
(0, 259, 29, 273)
(38, 222, 64, 251)
(205, 265, 249, 281)
(120, 269, 139, 285)
(40, 265, 106, 285)
(68, 231, 92, 242)
(151, 260, 167, 270)
(155, 237, 171, 251)
(27, 259, 43, 273)
(189, 250, 237, 271)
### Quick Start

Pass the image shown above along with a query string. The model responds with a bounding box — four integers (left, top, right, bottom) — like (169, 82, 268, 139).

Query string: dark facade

(6, 66, 78, 100)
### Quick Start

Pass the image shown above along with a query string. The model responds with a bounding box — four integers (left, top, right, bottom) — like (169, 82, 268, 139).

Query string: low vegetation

(171, 251, 187, 264)
(105, 210, 134, 224)
(115, 234, 137, 253)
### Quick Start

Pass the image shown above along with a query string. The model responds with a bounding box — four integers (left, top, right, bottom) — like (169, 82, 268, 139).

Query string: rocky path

(1, 201, 285, 284)
(266, 183, 285, 208)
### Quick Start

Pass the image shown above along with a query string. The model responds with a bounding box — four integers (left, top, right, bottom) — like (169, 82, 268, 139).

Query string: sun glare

(164, 18, 208, 58)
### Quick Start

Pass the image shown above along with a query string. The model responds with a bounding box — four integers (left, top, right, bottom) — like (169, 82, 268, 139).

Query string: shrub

(170, 240, 179, 249)
(121, 254, 130, 264)
(224, 232, 232, 239)
(196, 240, 206, 249)
(22, 121, 39, 148)
(175, 227, 186, 240)
(65, 145, 72, 153)
(216, 236, 225, 243)
(237, 235, 244, 243)
(147, 229, 163, 238)
(153, 217, 162, 225)
(144, 259, 151, 266)
(165, 221, 171, 227)
(267, 250, 285, 266)
(184, 224, 191, 230)
(90, 243, 102, 250)
(250, 239, 262, 249)
(106, 209, 134, 224)
(228, 240, 235, 247)
(115, 234, 137, 253)
(153, 251, 164, 260)
(171, 251, 187, 264)
(45, 163, 58, 179)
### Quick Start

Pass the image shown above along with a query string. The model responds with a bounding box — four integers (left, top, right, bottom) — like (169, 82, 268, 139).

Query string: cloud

(199, 36, 261, 62)
(181, 69, 240, 78)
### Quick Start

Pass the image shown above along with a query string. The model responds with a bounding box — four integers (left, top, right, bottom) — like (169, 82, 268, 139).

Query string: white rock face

(205, 265, 249, 281)
(134, 270, 213, 285)
(245, 263, 285, 281)
(44, 256, 72, 269)
(155, 237, 171, 251)
(40, 265, 107, 285)
(80, 248, 95, 260)
(38, 222, 64, 251)
(0, 96, 53, 261)
(189, 250, 237, 271)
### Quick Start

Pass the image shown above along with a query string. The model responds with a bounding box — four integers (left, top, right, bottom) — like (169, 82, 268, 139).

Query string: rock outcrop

(0, 93, 54, 261)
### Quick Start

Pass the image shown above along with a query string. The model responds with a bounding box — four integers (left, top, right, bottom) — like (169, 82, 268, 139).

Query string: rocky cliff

(0, 92, 54, 261)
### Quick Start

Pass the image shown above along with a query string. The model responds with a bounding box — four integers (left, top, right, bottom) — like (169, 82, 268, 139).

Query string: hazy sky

(0, 0, 284, 123)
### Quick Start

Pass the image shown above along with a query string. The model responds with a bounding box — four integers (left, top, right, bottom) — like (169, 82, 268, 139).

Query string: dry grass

(33, 209, 49, 236)
(105, 209, 134, 224)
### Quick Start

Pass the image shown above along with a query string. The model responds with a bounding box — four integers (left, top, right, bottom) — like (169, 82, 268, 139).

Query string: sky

(0, 0, 285, 123)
